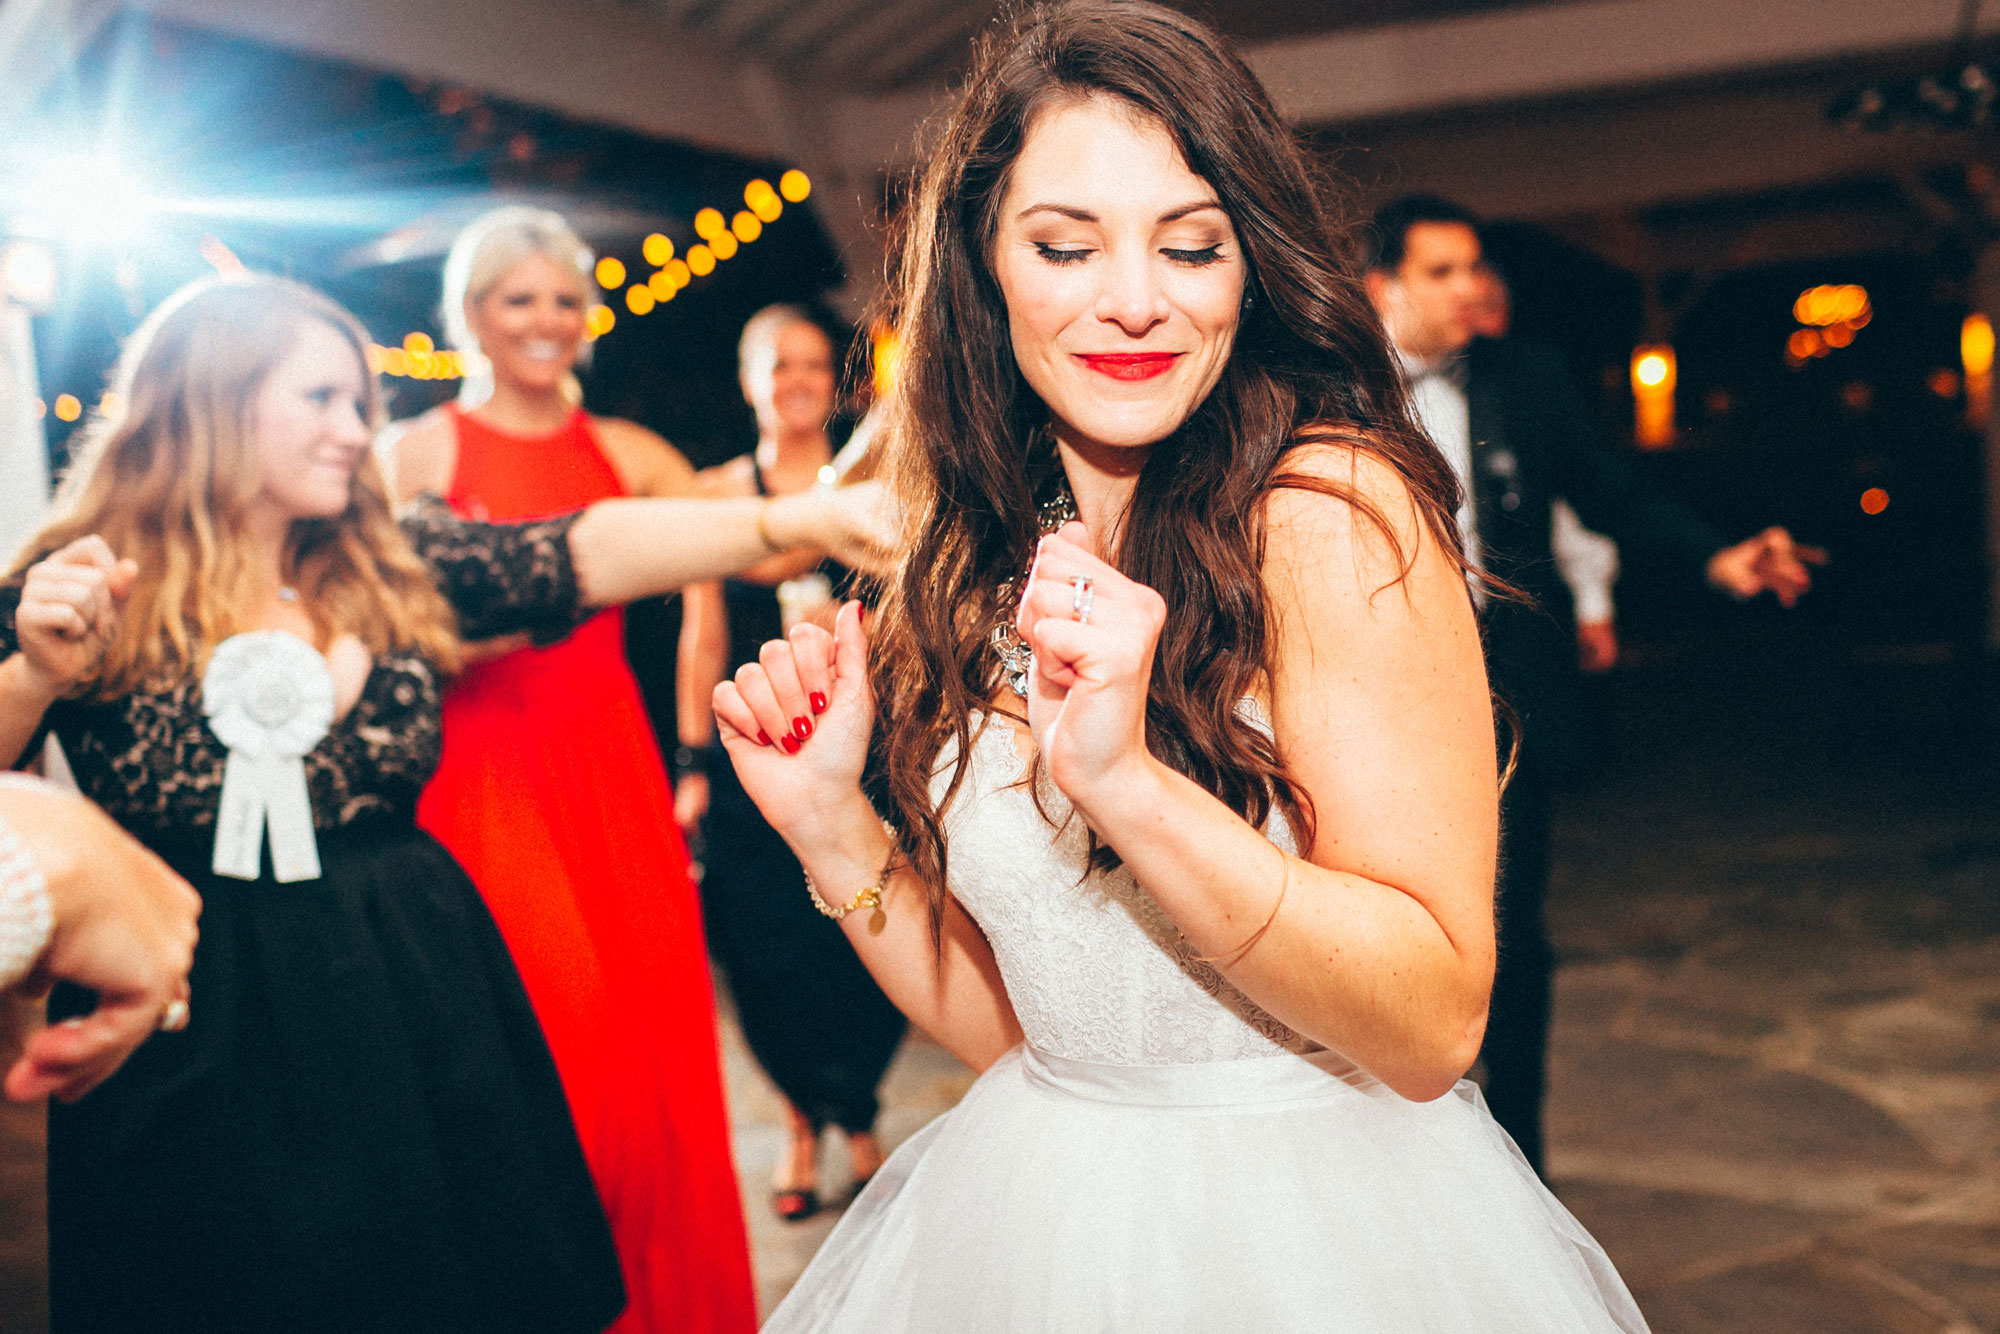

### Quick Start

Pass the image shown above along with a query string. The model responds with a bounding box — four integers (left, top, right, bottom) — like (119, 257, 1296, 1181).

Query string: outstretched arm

(1017, 446, 1498, 1101)
(567, 483, 888, 607)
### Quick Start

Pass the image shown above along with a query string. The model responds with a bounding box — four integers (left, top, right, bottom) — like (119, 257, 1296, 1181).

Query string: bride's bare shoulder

(1263, 428, 1434, 582)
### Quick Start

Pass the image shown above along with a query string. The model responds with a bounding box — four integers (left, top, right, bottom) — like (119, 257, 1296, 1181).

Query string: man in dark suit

(1364, 195, 1822, 1173)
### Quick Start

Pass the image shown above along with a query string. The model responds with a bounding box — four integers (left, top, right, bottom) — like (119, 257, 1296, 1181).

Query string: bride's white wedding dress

(767, 712, 1649, 1332)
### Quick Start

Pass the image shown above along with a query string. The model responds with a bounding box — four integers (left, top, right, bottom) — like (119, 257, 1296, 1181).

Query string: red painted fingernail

(792, 716, 812, 741)
(779, 733, 800, 755)
(856, 604, 866, 628)
(756, 730, 773, 747)
(810, 691, 828, 715)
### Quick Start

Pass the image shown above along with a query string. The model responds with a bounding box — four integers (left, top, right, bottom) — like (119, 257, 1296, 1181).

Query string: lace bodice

(1, 500, 588, 848)
(939, 713, 1314, 1066)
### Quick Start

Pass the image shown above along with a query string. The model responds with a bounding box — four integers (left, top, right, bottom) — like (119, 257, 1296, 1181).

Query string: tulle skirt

(767, 1044, 1649, 1333)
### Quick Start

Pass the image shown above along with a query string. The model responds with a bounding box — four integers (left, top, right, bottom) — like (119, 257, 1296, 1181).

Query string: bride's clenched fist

(1015, 520, 1165, 810)
(713, 599, 875, 847)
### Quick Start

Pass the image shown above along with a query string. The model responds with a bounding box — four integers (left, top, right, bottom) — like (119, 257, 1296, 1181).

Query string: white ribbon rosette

(201, 631, 336, 883)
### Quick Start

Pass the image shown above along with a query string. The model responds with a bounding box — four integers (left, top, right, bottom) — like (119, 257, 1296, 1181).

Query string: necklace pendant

(277, 586, 298, 604)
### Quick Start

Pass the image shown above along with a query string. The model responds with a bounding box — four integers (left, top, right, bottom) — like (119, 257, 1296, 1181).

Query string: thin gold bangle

(1185, 846, 1290, 966)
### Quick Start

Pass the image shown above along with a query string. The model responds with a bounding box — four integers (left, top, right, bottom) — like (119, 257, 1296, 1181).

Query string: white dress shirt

(1397, 348, 1480, 579)
(1397, 343, 1618, 622)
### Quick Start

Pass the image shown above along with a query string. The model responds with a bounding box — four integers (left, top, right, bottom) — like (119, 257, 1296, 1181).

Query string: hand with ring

(1, 784, 201, 1103)
(1014, 520, 1167, 810)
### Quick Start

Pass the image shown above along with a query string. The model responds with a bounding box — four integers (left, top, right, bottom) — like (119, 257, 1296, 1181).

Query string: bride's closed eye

(1034, 242, 1093, 265)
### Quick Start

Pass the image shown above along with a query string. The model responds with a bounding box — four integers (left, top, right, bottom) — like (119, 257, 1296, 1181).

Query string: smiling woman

(992, 98, 1245, 468)
(0, 272, 887, 1334)
(703, 2, 1653, 1330)
(382, 207, 760, 1334)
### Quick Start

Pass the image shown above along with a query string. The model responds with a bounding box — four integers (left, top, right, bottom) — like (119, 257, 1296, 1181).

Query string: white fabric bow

(201, 631, 335, 883)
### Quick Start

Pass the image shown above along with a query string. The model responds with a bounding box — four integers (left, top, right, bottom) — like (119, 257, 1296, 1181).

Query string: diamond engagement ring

(159, 997, 190, 1033)
(1071, 576, 1095, 624)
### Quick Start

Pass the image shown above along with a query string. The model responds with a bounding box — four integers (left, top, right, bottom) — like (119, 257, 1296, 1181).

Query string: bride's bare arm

(1017, 445, 1497, 1102)
(712, 603, 1022, 1071)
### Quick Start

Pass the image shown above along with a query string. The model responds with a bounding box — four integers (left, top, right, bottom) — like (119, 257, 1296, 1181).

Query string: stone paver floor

(722, 758, 2000, 1330)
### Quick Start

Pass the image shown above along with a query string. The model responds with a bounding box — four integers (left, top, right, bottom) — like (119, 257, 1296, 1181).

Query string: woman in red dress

(384, 207, 754, 1334)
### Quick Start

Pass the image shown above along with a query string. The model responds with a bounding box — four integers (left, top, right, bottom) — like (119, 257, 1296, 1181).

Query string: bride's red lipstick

(1075, 353, 1181, 381)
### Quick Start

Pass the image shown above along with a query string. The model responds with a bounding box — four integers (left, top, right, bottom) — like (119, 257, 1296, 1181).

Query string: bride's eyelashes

(1029, 242, 1229, 267)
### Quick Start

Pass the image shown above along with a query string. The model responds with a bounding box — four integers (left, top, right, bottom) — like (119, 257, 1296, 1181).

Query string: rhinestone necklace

(991, 476, 1078, 699)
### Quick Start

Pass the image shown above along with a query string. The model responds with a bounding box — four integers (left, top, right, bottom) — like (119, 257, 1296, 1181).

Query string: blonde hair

(442, 205, 597, 406)
(10, 274, 461, 696)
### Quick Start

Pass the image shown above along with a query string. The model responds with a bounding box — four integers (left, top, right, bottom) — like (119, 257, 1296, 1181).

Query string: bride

(714, 2, 1649, 1328)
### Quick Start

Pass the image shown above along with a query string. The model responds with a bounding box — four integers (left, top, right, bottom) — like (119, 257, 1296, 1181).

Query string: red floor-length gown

(419, 403, 756, 1334)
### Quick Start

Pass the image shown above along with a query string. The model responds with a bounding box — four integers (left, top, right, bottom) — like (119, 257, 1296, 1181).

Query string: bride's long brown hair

(870, 0, 1474, 931)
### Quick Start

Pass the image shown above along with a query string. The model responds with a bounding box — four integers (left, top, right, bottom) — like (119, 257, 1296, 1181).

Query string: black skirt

(47, 822, 625, 1334)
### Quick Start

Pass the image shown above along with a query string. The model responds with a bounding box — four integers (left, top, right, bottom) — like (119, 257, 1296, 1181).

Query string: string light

(53, 394, 81, 421)
(1860, 487, 1890, 515)
(367, 343, 470, 379)
(1787, 285, 1870, 369)
(745, 178, 783, 223)
(580, 166, 812, 343)
(1793, 285, 1869, 326)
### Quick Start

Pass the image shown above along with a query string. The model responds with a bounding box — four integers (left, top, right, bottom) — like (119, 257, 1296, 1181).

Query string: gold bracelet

(1184, 847, 1289, 966)
(804, 823, 896, 935)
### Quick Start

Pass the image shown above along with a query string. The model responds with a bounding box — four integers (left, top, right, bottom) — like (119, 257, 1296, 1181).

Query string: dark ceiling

(623, 0, 1579, 93)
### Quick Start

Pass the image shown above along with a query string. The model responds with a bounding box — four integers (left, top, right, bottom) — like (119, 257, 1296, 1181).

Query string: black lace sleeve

(401, 496, 594, 644)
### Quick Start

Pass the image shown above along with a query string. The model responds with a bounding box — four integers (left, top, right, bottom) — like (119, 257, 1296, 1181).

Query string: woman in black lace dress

(0, 275, 881, 1334)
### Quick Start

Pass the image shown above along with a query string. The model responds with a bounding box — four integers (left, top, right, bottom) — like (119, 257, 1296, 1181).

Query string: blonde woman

(0, 273, 879, 1333)
(382, 207, 756, 1334)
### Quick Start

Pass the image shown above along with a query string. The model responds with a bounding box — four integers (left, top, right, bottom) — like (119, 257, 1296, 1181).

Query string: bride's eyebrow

(1017, 203, 1098, 223)
(1014, 201, 1226, 224)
